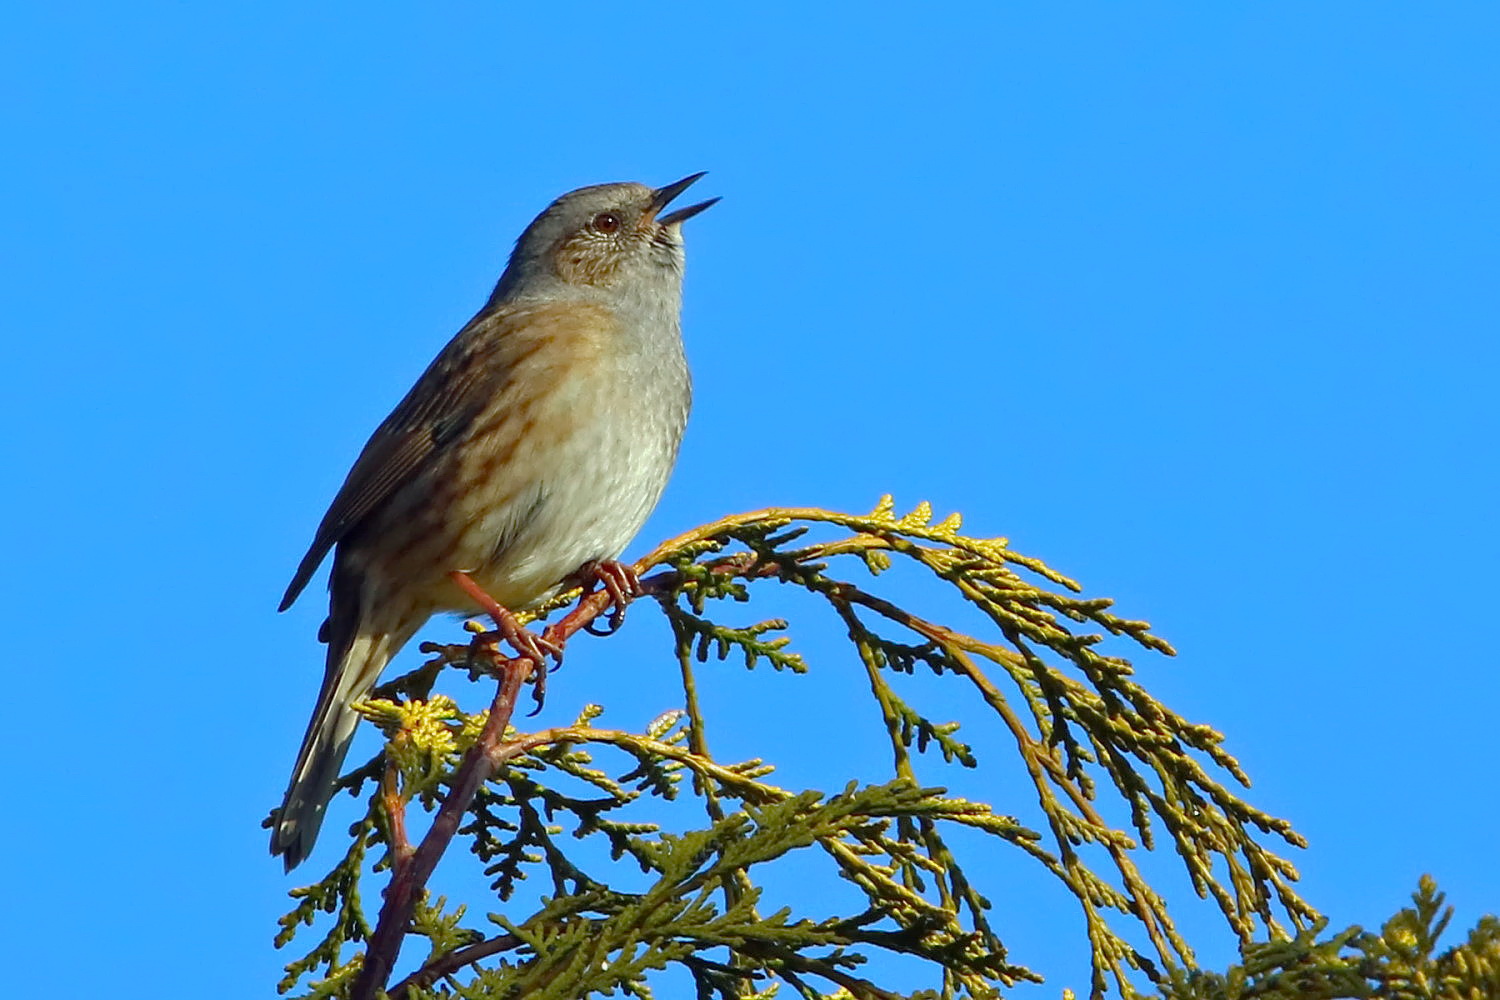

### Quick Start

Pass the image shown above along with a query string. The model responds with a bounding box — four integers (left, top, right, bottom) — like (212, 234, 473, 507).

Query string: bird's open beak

(652, 172, 720, 226)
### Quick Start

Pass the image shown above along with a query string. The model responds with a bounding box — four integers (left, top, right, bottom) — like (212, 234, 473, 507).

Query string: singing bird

(272, 174, 717, 870)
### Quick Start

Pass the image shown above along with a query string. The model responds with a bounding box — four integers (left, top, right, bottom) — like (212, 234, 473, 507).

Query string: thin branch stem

(349, 582, 622, 1000)
(350, 655, 524, 1000)
(380, 759, 413, 875)
(386, 932, 522, 999)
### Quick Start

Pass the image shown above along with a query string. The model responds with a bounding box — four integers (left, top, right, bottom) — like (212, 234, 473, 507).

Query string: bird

(271, 174, 717, 871)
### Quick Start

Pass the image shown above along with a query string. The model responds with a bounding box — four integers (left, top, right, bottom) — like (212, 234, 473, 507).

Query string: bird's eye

(592, 212, 621, 233)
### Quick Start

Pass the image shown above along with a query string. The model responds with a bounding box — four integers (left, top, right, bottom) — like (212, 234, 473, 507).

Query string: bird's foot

(578, 560, 643, 636)
(461, 622, 552, 716)
(449, 570, 563, 667)
(451, 570, 557, 716)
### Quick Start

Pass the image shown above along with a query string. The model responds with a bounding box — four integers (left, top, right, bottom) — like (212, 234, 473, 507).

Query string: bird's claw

(448, 570, 562, 713)
(485, 614, 559, 717)
(498, 615, 563, 666)
(581, 560, 642, 635)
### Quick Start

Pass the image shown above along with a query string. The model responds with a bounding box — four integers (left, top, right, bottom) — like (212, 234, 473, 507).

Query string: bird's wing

(278, 306, 511, 612)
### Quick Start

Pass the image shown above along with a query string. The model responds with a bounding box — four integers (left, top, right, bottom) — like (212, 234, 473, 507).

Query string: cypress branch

(268, 498, 1493, 999)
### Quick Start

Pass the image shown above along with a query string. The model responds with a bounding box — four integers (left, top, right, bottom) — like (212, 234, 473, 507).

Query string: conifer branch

(276, 497, 1443, 1000)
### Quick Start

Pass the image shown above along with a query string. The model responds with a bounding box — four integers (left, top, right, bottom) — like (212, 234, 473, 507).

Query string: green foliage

(1127, 877, 1500, 1000)
(275, 814, 376, 996)
(268, 498, 1493, 1000)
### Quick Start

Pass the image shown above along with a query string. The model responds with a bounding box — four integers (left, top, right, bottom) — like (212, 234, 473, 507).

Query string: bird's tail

(270, 627, 405, 871)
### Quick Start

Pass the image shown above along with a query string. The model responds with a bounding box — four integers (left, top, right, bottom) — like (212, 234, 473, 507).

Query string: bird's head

(494, 173, 718, 302)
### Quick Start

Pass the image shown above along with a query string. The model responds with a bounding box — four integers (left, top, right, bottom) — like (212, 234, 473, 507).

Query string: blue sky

(3, 3, 1497, 996)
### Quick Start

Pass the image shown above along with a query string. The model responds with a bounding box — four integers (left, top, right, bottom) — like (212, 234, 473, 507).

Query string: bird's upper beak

(651, 172, 720, 226)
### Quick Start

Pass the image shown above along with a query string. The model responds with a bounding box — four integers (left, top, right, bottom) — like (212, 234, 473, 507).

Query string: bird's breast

(443, 302, 690, 610)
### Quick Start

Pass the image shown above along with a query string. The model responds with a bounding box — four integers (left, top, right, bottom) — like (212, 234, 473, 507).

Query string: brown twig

(380, 759, 414, 875)
(349, 581, 623, 1000)
(386, 932, 523, 999)
(761, 949, 906, 1000)
(350, 654, 524, 1000)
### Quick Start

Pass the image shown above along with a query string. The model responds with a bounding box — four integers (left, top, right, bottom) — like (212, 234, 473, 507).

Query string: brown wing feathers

(278, 309, 505, 612)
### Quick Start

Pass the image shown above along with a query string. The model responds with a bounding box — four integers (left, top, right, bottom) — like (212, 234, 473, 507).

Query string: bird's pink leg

(448, 571, 563, 666)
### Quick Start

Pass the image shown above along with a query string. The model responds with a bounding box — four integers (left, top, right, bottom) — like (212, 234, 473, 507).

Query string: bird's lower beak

(652, 172, 720, 226)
